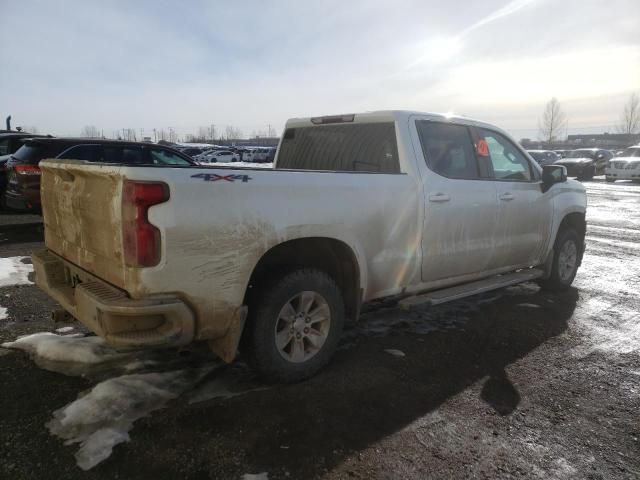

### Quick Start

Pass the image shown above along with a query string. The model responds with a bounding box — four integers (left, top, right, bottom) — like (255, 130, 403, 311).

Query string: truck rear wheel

(243, 269, 344, 383)
(538, 227, 581, 291)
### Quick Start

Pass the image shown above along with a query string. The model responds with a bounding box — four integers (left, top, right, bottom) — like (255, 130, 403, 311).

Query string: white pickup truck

(32, 111, 587, 382)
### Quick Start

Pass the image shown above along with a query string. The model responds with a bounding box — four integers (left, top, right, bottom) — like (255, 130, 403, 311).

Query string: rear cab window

(277, 122, 400, 172)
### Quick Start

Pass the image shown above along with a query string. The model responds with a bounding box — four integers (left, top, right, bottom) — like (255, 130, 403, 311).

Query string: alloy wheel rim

(274, 291, 331, 363)
(558, 239, 578, 282)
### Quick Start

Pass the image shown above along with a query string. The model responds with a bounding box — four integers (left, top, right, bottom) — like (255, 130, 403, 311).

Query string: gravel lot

(0, 179, 639, 479)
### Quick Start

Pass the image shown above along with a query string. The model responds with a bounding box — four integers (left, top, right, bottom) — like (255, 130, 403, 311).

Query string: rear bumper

(32, 249, 195, 348)
(5, 190, 39, 212)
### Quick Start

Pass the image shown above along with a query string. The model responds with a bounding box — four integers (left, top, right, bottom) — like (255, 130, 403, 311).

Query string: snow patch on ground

(1, 332, 128, 364)
(242, 473, 269, 480)
(47, 368, 212, 470)
(55, 326, 75, 333)
(384, 348, 406, 357)
(0, 256, 33, 287)
(0, 306, 7, 320)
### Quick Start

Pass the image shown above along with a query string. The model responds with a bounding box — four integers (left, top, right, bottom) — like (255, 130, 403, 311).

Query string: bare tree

(81, 125, 100, 138)
(225, 125, 243, 140)
(538, 97, 567, 145)
(616, 93, 640, 135)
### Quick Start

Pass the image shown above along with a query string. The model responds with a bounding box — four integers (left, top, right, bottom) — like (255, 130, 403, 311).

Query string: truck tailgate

(40, 160, 127, 288)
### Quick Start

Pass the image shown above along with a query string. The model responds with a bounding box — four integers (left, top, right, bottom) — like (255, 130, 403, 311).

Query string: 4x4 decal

(191, 173, 252, 183)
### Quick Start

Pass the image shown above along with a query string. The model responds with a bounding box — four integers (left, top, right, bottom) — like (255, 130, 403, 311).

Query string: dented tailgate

(39, 160, 127, 289)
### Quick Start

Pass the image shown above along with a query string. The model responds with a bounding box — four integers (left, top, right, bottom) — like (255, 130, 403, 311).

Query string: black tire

(538, 227, 582, 291)
(605, 177, 615, 183)
(242, 269, 345, 383)
(578, 166, 595, 181)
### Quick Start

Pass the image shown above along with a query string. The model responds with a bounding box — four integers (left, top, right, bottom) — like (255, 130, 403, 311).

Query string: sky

(1, 0, 639, 141)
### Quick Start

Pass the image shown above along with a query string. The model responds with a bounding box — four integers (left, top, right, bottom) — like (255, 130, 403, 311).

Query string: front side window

(277, 122, 400, 172)
(416, 121, 478, 179)
(477, 129, 532, 181)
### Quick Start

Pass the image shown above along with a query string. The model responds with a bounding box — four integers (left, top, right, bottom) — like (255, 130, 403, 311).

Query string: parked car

(32, 111, 586, 382)
(553, 150, 570, 159)
(251, 147, 277, 163)
(553, 148, 612, 180)
(197, 150, 240, 164)
(605, 145, 640, 183)
(527, 150, 560, 166)
(4, 138, 194, 212)
(179, 147, 208, 157)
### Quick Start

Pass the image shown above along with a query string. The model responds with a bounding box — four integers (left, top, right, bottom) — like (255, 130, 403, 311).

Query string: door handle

(428, 193, 450, 203)
(499, 192, 515, 201)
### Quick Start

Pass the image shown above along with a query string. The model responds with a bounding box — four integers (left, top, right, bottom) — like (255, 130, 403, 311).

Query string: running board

(398, 269, 544, 310)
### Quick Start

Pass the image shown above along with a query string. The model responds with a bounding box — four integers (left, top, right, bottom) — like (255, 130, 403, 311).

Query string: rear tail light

(15, 165, 41, 175)
(122, 181, 169, 267)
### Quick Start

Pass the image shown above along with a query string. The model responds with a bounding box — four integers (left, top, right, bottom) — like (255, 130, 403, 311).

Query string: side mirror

(542, 165, 567, 192)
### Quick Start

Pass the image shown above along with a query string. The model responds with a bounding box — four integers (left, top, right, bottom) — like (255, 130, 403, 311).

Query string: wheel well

(558, 212, 586, 260)
(244, 238, 361, 322)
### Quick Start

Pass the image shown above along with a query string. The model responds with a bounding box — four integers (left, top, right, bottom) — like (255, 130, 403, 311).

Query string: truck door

(473, 127, 552, 269)
(411, 118, 499, 283)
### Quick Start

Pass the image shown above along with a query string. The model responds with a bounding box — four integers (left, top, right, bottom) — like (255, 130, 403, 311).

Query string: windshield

(567, 150, 595, 159)
(621, 147, 640, 157)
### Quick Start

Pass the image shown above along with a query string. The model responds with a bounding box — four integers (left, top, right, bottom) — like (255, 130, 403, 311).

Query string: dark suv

(4, 138, 194, 212)
(554, 148, 612, 180)
(0, 133, 49, 207)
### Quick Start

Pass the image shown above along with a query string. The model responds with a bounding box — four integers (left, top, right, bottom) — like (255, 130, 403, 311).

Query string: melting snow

(242, 473, 269, 480)
(1, 332, 265, 469)
(0, 256, 33, 287)
(1, 332, 128, 365)
(55, 326, 75, 333)
(384, 348, 406, 357)
(0, 306, 7, 320)
(47, 368, 212, 470)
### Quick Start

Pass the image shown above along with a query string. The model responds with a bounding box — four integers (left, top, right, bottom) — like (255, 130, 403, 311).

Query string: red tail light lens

(15, 165, 41, 175)
(122, 181, 169, 267)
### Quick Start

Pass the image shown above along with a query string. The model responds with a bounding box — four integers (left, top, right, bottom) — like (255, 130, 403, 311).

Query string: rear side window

(0, 139, 9, 155)
(57, 145, 101, 162)
(103, 147, 143, 164)
(148, 148, 192, 165)
(477, 129, 532, 181)
(277, 123, 400, 173)
(416, 121, 478, 179)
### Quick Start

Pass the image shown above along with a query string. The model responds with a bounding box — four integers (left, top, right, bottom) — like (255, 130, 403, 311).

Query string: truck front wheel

(243, 269, 345, 383)
(538, 227, 582, 291)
